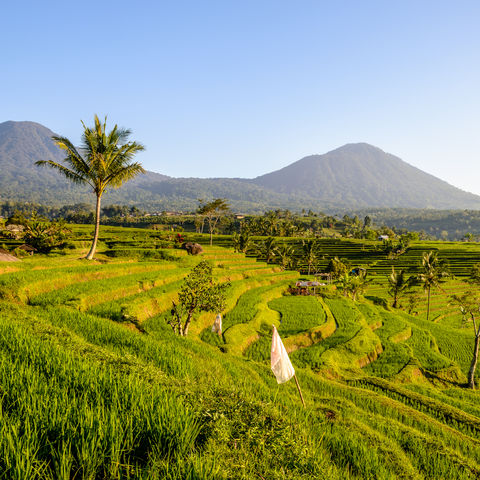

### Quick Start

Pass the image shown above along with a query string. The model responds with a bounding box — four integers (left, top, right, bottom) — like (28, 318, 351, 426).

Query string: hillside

(0, 121, 317, 212)
(2, 121, 480, 211)
(1, 227, 480, 478)
(253, 143, 480, 209)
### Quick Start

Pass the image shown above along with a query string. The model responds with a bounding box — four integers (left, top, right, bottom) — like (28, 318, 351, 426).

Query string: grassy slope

(1, 226, 480, 479)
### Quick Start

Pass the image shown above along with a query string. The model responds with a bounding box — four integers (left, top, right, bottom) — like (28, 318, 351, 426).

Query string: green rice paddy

(1, 225, 480, 479)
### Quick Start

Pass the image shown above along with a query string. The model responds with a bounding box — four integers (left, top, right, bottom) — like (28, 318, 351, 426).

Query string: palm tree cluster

(337, 270, 369, 301)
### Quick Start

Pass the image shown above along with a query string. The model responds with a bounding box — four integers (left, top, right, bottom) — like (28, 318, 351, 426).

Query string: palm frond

(39, 115, 145, 196)
(51, 136, 91, 173)
(35, 160, 91, 186)
(105, 162, 146, 189)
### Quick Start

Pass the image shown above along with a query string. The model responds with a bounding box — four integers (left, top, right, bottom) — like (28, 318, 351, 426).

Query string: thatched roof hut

(17, 244, 36, 253)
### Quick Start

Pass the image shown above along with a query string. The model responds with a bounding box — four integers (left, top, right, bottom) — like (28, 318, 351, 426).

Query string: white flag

(211, 314, 222, 335)
(271, 326, 295, 384)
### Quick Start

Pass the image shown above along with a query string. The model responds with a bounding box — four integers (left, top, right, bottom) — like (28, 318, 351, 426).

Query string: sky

(2, 0, 480, 194)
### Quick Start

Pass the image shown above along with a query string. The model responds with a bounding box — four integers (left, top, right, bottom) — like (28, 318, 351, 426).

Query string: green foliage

(168, 261, 230, 336)
(197, 198, 230, 245)
(470, 263, 480, 284)
(232, 231, 252, 253)
(0, 304, 202, 479)
(2, 225, 480, 479)
(387, 267, 415, 308)
(326, 256, 348, 279)
(23, 216, 71, 253)
(276, 243, 296, 270)
(417, 251, 450, 321)
(337, 271, 369, 301)
(302, 239, 318, 274)
(255, 236, 277, 264)
(35, 115, 145, 259)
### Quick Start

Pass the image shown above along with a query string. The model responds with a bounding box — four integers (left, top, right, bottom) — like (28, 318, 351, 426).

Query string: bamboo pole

(294, 374, 306, 408)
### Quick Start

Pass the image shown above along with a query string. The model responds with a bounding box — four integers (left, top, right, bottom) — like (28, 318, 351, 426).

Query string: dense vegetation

(1, 224, 480, 478)
(7, 199, 480, 241)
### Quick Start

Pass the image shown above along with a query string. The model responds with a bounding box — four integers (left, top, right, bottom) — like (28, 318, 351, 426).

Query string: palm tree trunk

(468, 330, 480, 389)
(86, 194, 101, 260)
(426, 286, 431, 321)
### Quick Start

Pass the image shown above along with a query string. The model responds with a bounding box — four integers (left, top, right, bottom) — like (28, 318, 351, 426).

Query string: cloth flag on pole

(211, 314, 222, 335)
(271, 325, 295, 384)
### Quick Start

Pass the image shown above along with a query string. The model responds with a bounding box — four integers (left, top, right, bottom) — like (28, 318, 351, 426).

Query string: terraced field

(1, 225, 480, 479)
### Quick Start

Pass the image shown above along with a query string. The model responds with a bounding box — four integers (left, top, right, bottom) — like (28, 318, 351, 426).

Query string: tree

(470, 263, 480, 284)
(167, 261, 230, 336)
(326, 256, 348, 280)
(405, 293, 420, 316)
(387, 267, 414, 308)
(337, 271, 368, 301)
(23, 214, 71, 253)
(232, 231, 252, 254)
(36, 115, 145, 259)
(197, 199, 230, 246)
(449, 293, 480, 389)
(417, 251, 449, 321)
(302, 239, 318, 275)
(256, 237, 277, 264)
(276, 243, 296, 270)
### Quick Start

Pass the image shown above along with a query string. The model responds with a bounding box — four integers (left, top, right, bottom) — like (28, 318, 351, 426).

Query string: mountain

(1, 121, 480, 212)
(0, 121, 171, 206)
(252, 143, 480, 209)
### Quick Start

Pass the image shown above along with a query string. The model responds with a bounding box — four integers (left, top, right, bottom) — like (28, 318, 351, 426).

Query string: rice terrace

(2, 216, 480, 478)
(4, 2, 480, 478)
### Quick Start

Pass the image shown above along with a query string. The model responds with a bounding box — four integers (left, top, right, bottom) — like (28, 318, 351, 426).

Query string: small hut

(17, 244, 37, 255)
(293, 280, 322, 295)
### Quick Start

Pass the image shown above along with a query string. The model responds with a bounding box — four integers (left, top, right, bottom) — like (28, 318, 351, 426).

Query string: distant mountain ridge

(252, 143, 480, 209)
(1, 120, 479, 212)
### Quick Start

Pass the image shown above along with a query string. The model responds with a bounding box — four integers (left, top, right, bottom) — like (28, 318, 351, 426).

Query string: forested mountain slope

(2, 121, 479, 211)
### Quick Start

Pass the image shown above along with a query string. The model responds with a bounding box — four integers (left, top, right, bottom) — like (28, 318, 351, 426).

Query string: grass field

(1, 225, 480, 479)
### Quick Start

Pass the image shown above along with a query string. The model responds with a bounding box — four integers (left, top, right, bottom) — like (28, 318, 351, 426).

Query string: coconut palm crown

(417, 251, 449, 321)
(36, 115, 145, 259)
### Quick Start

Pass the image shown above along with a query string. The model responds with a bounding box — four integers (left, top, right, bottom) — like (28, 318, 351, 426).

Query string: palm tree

(417, 251, 449, 321)
(449, 293, 480, 389)
(276, 243, 296, 270)
(302, 239, 318, 275)
(338, 271, 368, 301)
(387, 267, 413, 308)
(256, 237, 277, 264)
(36, 115, 145, 259)
(232, 231, 253, 253)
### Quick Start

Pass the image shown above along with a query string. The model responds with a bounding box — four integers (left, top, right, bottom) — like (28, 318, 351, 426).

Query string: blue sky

(2, 1, 480, 194)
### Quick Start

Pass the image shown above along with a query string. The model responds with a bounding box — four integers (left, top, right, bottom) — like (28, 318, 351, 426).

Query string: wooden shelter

(292, 280, 323, 295)
(17, 244, 37, 255)
(315, 273, 332, 284)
